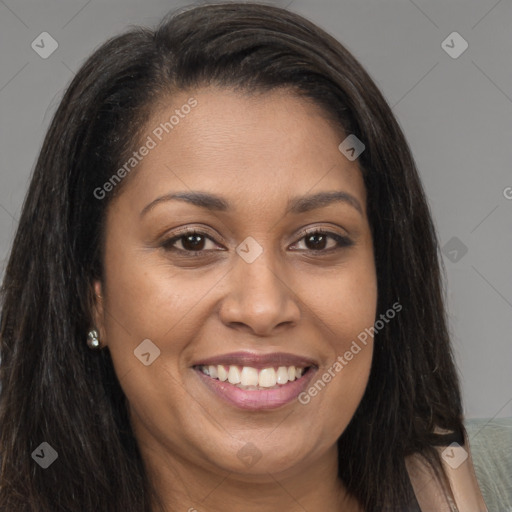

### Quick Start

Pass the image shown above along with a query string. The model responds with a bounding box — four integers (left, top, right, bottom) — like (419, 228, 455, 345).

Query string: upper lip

(192, 351, 318, 369)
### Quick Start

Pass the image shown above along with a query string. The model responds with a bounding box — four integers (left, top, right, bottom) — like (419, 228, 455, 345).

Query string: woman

(0, 2, 488, 511)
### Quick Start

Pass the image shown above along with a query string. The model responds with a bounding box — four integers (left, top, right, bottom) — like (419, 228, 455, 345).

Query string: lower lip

(194, 367, 317, 410)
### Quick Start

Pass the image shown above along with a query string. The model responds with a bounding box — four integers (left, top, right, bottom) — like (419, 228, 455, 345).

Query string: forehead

(120, 86, 366, 215)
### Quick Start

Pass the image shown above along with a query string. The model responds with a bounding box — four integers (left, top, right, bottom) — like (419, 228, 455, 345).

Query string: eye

(161, 227, 353, 257)
(290, 229, 354, 253)
(161, 229, 221, 255)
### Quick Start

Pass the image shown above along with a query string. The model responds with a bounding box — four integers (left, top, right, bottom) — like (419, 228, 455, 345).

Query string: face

(93, 86, 378, 483)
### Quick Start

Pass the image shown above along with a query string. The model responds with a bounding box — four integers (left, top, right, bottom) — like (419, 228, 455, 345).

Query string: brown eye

(178, 233, 207, 251)
(291, 230, 354, 253)
(162, 231, 219, 254)
(161, 228, 353, 257)
(304, 232, 329, 251)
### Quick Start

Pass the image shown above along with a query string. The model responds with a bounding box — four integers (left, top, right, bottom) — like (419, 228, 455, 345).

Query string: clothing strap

(405, 426, 488, 511)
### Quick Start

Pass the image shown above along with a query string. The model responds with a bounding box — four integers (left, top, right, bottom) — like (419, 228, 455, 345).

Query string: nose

(218, 249, 301, 337)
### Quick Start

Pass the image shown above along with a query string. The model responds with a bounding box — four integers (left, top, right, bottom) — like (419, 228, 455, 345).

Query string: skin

(93, 86, 377, 512)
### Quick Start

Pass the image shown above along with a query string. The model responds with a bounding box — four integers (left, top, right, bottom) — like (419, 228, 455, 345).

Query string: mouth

(191, 352, 318, 410)
(195, 364, 311, 390)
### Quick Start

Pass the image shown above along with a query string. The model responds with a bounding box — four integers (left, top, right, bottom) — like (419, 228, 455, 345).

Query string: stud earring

(87, 329, 101, 349)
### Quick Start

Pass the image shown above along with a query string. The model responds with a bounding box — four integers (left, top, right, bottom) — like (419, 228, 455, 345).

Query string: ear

(91, 279, 108, 347)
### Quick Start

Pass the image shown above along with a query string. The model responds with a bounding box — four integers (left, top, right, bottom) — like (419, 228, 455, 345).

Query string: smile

(197, 364, 307, 389)
(193, 365, 317, 411)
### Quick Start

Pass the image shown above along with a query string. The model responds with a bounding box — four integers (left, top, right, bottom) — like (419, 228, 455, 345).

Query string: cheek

(303, 251, 378, 349)
(101, 243, 222, 346)
(305, 346, 373, 454)
(297, 302, 375, 450)
(297, 254, 377, 434)
(99, 245, 235, 415)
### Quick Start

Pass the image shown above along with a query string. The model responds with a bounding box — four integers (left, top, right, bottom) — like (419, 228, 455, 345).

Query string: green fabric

(464, 417, 512, 512)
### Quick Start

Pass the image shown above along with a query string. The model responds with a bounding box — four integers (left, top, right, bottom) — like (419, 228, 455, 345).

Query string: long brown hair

(0, 2, 463, 510)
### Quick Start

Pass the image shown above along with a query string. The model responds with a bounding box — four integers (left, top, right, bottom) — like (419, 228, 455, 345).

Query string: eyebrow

(140, 190, 363, 217)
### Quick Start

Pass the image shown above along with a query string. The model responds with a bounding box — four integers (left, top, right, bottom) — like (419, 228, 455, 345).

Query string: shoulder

(405, 426, 488, 512)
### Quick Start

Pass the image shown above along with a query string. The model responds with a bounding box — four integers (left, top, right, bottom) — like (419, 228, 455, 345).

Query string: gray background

(0, 0, 511, 419)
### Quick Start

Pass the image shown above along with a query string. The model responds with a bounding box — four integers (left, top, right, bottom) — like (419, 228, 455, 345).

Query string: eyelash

(161, 228, 353, 257)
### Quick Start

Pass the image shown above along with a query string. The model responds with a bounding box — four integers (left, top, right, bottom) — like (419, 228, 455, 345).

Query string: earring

(87, 329, 101, 349)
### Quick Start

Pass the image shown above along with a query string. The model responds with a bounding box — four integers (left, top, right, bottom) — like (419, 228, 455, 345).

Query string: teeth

(208, 365, 218, 379)
(217, 365, 228, 381)
(240, 366, 259, 386)
(227, 366, 241, 385)
(200, 364, 308, 387)
(276, 366, 289, 384)
(259, 368, 277, 387)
